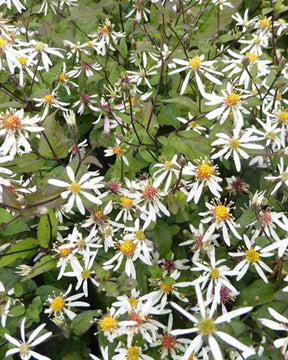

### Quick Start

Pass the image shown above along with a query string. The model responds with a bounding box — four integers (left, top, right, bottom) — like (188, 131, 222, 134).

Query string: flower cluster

(0, 1, 287, 360)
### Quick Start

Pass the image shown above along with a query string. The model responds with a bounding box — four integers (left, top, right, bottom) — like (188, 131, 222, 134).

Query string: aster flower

(113, 343, 154, 360)
(5, 318, 52, 360)
(239, 33, 269, 55)
(127, 65, 157, 89)
(45, 284, 89, 320)
(152, 155, 181, 191)
(200, 199, 241, 246)
(204, 82, 250, 131)
(0, 108, 43, 158)
(232, 9, 255, 31)
(48, 166, 105, 215)
(191, 247, 238, 303)
(225, 176, 249, 195)
(169, 54, 222, 96)
(182, 157, 223, 203)
(33, 91, 69, 120)
(170, 284, 254, 360)
(177, 112, 206, 134)
(259, 307, 288, 355)
(211, 128, 264, 172)
(73, 93, 98, 115)
(265, 158, 288, 195)
(126, 0, 150, 22)
(251, 116, 282, 152)
(229, 235, 273, 283)
(0, 0, 26, 13)
(0, 281, 13, 327)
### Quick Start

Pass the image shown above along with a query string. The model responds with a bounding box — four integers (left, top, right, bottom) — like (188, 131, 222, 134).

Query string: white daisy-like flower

(104, 138, 129, 166)
(5, 318, 52, 360)
(0, 281, 13, 327)
(239, 33, 269, 55)
(64, 248, 100, 297)
(200, 199, 241, 246)
(90, 346, 109, 360)
(127, 65, 157, 89)
(113, 343, 154, 360)
(259, 307, 288, 355)
(33, 91, 69, 120)
(170, 284, 254, 360)
(265, 158, 288, 195)
(232, 9, 256, 31)
(45, 284, 89, 320)
(169, 54, 222, 95)
(211, 128, 264, 172)
(229, 235, 273, 284)
(126, 0, 150, 22)
(182, 157, 223, 203)
(191, 247, 238, 303)
(251, 116, 282, 152)
(204, 82, 250, 131)
(152, 155, 181, 192)
(48, 166, 105, 215)
(177, 112, 206, 133)
(0, 0, 26, 13)
(0, 108, 43, 158)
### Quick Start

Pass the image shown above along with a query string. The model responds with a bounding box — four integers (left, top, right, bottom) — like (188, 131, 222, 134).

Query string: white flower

(127, 65, 157, 89)
(169, 55, 222, 95)
(170, 284, 254, 360)
(211, 128, 264, 172)
(0, 281, 13, 327)
(73, 93, 98, 115)
(191, 247, 238, 303)
(152, 155, 181, 191)
(90, 346, 109, 360)
(33, 91, 69, 120)
(0, 0, 26, 13)
(200, 199, 241, 246)
(251, 116, 282, 152)
(229, 235, 273, 283)
(212, 0, 233, 10)
(232, 9, 255, 31)
(104, 139, 129, 166)
(0, 108, 43, 158)
(113, 343, 154, 360)
(259, 307, 288, 355)
(265, 158, 288, 195)
(182, 158, 222, 203)
(239, 33, 269, 55)
(38, 0, 57, 15)
(45, 284, 89, 320)
(204, 83, 250, 131)
(48, 166, 105, 215)
(177, 112, 206, 133)
(126, 0, 150, 22)
(5, 318, 52, 360)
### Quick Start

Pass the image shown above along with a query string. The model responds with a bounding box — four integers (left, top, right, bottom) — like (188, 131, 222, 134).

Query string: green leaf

(0, 238, 39, 268)
(162, 97, 198, 112)
(152, 221, 173, 258)
(238, 210, 256, 226)
(38, 111, 71, 159)
(37, 209, 57, 248)
(71, 310, 101, 336)
(2, 153, 45, 174)
(236, 280, 275, 306)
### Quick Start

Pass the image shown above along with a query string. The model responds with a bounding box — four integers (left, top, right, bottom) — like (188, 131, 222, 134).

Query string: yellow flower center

(160, 282, 173, 293)
(245, 52, 258, 63)
(229, 138, 240, 149)
(81, 269, 91, 279)
(95, 210, 104, 218)
(52, 296, 65, 311)
(102, 25, 109, 34)
(189, 121, 197, 129)
(100, 316, 117, 332)
(77, 239, 86, 249)
(213, 205, 229, 221)
(266, 131, 277, 140)
(127, 346, 140, 360)
(226, 93, 240, 107)
(165, 160, 173, 168)
(196, 163, 213, 180)
(120, 240, 136, 257)
(210, 268, 220, 279)
(281, 172, 288, 181)
(198, 317, 216, 335)
(58, 73, 68, 82)
(112, 146, 124, 155)
(44, 94, 55, 104)
(254, 37, 261, 44)
(128, 297, 138, 308)
(59, 247, 74, 258)
(260, 18, 270, 29)
(278, 18, 285, 25)
(35, 42, 45, 51)
(87, 40, 93, 49)
(19, 343, 30, 357)
(278, 111, 288, 123)
(69, 182, 81, 194)
(246, 248, 259, 262)
(189, 55, 201, 70)
(121, 196, 133, 209)
(2, 115, 21, 131)
(130, 97, 135, 107)
(17, 56, 27, 66)
(0, 37, 7, 48)
(135, 230, 145, 241)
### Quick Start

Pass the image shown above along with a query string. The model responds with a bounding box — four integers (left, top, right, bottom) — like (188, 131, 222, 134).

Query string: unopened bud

(36, 206, 49, 217)
(63, 110, 77, 134)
